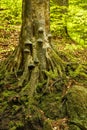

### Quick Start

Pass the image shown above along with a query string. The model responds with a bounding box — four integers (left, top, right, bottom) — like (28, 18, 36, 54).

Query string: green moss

(44, 69, 58, 79)
(69, 125, 80, 130)
(65, 62, 87, 85)
(43, 119, 53, 130)
(2, 89, 14, 97)
(9, 120, 24, 130)
(36, 80, 47, 93)
(62, 85, 87, 129)
(16, 121, 24, 128)
(23, 105, 45, 130)
(38, 93, 62, 119)
(10, 126, 17, 130)
(0, 101, 8, 112)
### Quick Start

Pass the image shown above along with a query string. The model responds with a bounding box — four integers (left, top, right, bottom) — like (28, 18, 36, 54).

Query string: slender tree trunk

(53, 0, 69, 37)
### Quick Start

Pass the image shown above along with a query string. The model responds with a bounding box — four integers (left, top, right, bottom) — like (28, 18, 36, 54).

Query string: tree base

(0, 43, 87, 130)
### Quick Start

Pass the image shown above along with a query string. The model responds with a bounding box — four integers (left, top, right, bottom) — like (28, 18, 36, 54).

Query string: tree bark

(13, 0, 51, 93)
(0, 0, 66, 101)
(2, 0, 65, 102)
(0, 1, 65, 129)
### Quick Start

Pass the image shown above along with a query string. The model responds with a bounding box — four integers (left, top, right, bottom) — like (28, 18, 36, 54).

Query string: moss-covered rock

(38, 93, 62, 119)
(62, 85, 87, 129)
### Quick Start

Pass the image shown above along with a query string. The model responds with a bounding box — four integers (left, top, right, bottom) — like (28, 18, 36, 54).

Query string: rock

(62, 85, 87, 130)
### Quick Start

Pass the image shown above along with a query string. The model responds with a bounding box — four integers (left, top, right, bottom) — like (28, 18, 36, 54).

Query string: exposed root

(5, 46, 22, 73)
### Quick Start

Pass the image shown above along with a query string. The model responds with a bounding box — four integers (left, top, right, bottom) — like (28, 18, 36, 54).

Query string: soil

(0, 24, 20, 61)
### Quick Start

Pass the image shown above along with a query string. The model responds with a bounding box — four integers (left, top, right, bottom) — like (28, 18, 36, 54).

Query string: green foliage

(50, 0, 87, 46)
(0, 0, 22, 25)
(64, 44, 83, 52)
(9, 120, 24, 130)
(44, 69, 58, 79)
(1, 0, 87, 46)
(68, 0, 87, 45)
(50, 0, 67, 37)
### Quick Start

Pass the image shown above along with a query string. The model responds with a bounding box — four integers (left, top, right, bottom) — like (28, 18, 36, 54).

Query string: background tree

(51, 0, 69, 38)
(68, 0, 87, 45)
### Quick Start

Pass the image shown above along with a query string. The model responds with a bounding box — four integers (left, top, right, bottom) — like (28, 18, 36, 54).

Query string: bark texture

(19, 0, 49, 82)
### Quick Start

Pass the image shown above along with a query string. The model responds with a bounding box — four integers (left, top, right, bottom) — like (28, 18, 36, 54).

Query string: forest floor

(0, 24, 87, 64)
(0, 24, 20, 61)
(0, 24, 87, 130)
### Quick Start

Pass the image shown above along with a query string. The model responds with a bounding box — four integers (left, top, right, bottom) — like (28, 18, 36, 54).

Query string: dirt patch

(0, 24, 21, 61)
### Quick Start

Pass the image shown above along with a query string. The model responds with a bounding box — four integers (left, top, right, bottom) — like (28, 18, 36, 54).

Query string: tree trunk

(19, 0, 48, 82)
(3, 0, 64, 101)
(53, 0, 69, 37)
(0, 1, 65, 129)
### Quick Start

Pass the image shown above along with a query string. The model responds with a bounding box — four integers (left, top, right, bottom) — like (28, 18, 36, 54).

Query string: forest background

(0, 0, 87, 55)
(0, 0, 87, 130)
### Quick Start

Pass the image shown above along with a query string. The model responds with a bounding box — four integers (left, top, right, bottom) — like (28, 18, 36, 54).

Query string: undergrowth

(0, 0, 22, 25)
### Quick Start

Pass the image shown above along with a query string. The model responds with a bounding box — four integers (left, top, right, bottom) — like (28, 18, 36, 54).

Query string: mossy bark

(0, 0, 65, 100)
